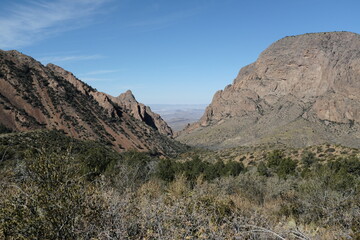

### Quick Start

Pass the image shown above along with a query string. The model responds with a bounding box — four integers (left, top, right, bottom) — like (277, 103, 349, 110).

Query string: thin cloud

(0, 0, 110, 49)
(82, 69, 122, 75)
(38, 54, 104, 63)
(125, 6, 203, 32)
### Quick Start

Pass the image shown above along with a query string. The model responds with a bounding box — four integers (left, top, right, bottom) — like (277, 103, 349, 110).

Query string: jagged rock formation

(110, 90, 173, 136)
(0, 50, 181, 154)
(178, 32, 360, 149)
(46, 64, 173, 137)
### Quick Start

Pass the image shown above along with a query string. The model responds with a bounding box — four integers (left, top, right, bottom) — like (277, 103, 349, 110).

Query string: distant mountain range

(0, 50, 184, 155)
(177, 32, 360, 149)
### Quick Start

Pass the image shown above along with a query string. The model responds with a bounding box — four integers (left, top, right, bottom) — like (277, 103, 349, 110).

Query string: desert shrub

(257, 162, 269, 177)
(203, 161, 222, 180)
(278, 161, 360, 230)
(223, 160, 245, 176)
(105, 151, 157, 192)
(267, 149, 285, 167)
(276, 157, 297, 179)
(1, 131, 359, 239)
(156, 156, 244, 184)
(301, 151, 317, 167)
(117, 176, 281, 240)
(234, 171, 267, 205)
(79, 145, 118, 180)
(297, 176, 359, 228)
(300, 166, 312, 178)
(157, 158, 177, 182)
(327, 156, 360, 176)
(267, 150, 297, 178)
(122, 151, 157, 182)
(0, 148, 105, 239)
(180, 155, 208, 182)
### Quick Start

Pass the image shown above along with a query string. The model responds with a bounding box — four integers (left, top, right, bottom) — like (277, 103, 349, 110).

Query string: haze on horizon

(1, 0, 360, 104)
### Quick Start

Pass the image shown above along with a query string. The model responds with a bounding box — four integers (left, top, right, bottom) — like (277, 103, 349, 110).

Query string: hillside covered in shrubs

(0, 130, 359, 239)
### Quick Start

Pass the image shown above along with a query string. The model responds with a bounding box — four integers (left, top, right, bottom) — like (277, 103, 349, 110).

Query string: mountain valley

(1, 31, 360, 239)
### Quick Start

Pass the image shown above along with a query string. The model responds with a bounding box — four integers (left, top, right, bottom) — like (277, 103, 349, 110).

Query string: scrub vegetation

(0, 130, 359, 239)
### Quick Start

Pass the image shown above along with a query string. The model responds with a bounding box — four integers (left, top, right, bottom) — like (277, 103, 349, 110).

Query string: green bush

(301, 151, 317, 167)
(79, 145, 118, 180)
(328, 156, 360, 176)
(276, 157, 297, 178)
(156, 156, 244, 183)
(267, 150, 297, 178)
(267, 150, 285, 168)
(223, 160, 244, 177)
(156, 158, 177, 182)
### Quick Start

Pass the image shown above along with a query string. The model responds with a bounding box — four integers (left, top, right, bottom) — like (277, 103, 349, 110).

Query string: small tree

(267, 150, 297, 179)
(301, 151, 316, 168)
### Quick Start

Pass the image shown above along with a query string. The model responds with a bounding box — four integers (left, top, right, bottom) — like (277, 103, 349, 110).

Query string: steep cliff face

(178, 32, 360, 149)
(0, 50, 181, 154)
(110, 90, 173, 137)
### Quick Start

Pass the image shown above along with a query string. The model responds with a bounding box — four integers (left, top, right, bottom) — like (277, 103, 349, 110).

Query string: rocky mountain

(110, 90, 173, 136)
(0, 50, 182, 154)
(178, 31, 360, 149)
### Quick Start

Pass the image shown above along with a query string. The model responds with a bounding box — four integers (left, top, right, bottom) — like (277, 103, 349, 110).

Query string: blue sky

(1, 0, 360, 104)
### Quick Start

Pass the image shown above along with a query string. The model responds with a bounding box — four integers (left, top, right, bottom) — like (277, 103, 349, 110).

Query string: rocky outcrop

(46, 64, 173, 137)
(110, 90, 173, 137)
(178, 32, 360, 149)
(0, 50, 181, 154)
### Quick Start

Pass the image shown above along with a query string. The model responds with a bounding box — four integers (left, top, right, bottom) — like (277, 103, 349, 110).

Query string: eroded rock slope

(178, 32, 360, 149)
(0, 50, 181, 154)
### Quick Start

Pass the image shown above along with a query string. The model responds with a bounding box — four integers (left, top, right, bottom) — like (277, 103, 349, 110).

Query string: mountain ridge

(0, 49, 182, 154)
(177, 31, 360, 149)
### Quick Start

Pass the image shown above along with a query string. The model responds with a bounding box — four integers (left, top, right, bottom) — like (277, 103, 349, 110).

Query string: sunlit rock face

(0, 50, 179, 154)
(178, 32, 360, 149)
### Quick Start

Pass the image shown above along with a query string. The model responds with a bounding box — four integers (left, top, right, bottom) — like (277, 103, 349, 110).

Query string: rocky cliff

(0, 50, 181, 154)
(110, 90, 173, 137)
(46, 64, 173, 137)
(178, 32, 360, 149)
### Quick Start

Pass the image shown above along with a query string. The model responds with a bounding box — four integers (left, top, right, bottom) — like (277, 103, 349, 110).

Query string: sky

(1, 0, 360, 104)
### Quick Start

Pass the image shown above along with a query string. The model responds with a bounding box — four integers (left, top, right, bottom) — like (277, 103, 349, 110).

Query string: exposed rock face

(46, 64, 173, 137)
(178, 32, 360, 149)
(110, 90, 173, 137)
(0, 50, 181, 154)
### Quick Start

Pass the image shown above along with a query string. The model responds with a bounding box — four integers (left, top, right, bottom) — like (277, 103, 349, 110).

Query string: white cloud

(0, 0, 110, 49)
(38, 54, 103, 63)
